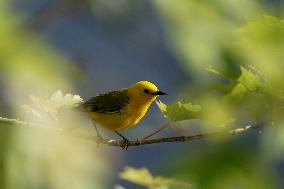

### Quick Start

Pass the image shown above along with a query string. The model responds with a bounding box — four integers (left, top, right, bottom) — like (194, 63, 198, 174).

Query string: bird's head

(128, 81, 166, 103)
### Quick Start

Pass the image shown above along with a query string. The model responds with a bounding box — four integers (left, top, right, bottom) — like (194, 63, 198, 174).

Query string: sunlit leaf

(119, 167, 190, 189)
(226, 66, 262, 101)
(156, 100, 201, 121)
(238, 66, 261, 91)
(239, 15, 284, 44)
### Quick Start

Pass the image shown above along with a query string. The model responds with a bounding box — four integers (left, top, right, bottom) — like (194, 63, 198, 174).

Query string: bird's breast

(89, 99, 153, 131)
(122, 100, 152, 127)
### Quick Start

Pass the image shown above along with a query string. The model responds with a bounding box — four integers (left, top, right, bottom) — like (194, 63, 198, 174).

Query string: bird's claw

(120, 138, 129, 150)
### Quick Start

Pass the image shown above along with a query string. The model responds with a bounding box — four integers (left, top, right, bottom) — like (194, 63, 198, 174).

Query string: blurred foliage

(156, 14, 284, 126)
(22, 90, 83, 122)
(0, 1, 108, 189)
(167, 139, 279, 189)
(152, 0, 263, 79)
(0, 1, 80, 115)
(119, 167, 190, 189)
(236, 15, 284, 87)
(1, 0, 284, 189)
(151, 0, 284, 188)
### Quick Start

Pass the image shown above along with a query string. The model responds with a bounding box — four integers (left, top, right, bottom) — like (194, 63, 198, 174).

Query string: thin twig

(143, 122, 170, 140)
(0, 117, 272, 148)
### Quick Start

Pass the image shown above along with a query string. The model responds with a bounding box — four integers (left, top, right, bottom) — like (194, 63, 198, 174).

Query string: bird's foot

(114, 131, 130, 150)
(120, 138, 129, 150)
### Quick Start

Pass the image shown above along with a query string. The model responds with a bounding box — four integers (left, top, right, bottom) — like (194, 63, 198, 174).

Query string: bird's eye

(144, 89, 150, 94)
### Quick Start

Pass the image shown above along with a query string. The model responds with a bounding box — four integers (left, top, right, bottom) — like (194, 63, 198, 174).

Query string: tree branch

(0, 117, 272, 148)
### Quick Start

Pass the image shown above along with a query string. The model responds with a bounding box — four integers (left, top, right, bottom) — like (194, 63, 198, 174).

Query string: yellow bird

(78, 81, 166, 148)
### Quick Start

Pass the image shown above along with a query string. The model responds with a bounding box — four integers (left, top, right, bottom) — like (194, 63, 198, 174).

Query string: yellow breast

(89, 100, 152, 131)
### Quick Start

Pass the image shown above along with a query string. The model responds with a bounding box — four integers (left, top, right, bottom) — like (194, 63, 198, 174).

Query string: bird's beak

(152, 90, 167, 96)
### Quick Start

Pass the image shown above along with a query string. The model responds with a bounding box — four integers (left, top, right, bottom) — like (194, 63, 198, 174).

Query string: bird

(78, 81, 166, 149)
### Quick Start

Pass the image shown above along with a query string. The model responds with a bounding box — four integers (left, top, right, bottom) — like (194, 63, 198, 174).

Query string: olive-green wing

(79, 90, 130, 113)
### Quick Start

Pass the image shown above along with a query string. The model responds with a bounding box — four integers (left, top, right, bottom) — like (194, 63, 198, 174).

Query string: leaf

(238, 66, 261, 91)
(22, 90, 83, 120)
(156, 100, 201, 121)
(119, 167, 190, 189)
(239, 15, 284, 43)
(156, 100, 168, 115)
(50, 90, 83, 108)
(226, 66, 262, 101)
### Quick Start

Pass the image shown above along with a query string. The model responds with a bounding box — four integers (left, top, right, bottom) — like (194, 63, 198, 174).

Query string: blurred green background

(1, 0, 284, 188)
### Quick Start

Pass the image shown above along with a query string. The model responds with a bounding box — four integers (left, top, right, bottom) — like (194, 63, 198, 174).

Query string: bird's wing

(79, 90, 130, 114)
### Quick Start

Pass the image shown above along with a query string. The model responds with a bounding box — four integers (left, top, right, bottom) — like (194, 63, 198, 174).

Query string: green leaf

(156, 100, 202, 121)
(238, 66, 261, 91)
(239, 15, 284, 42)
(156, 100, 168, 115)
(226, 66, 262, 101)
